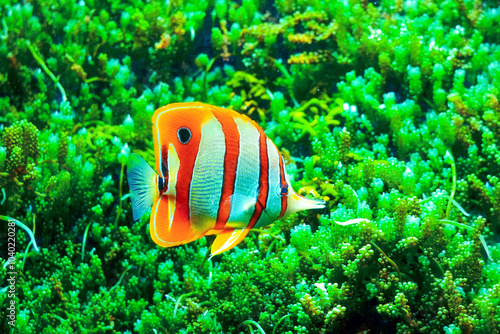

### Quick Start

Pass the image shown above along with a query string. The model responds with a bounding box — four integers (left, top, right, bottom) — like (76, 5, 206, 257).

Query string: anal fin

(210, 227, 251, 256)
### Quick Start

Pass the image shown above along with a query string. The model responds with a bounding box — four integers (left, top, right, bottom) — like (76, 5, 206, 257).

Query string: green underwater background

(1, 0, 500, 332)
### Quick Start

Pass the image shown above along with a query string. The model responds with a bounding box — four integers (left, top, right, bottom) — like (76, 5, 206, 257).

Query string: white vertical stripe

(166, 144, 180, 231)
(255, 138, 281, 228)
(227, 117, 260, 226)
(165, 144, 180, 197)
(189, 116, 225, 231)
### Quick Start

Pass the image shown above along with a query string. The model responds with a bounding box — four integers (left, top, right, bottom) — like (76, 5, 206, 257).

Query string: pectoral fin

(150, 195, 202, 247)
(210, 227, 251, 256)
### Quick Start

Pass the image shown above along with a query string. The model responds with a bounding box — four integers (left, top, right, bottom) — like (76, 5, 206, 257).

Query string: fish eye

(276, 183, 289, 197)
(177, 127, 191, 144)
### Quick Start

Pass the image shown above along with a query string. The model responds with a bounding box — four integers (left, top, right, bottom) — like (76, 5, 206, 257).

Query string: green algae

(1, 0, 500, 333)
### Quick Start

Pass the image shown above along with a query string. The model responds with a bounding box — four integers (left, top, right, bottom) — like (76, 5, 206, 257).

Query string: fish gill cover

(0, 0, 499, 333)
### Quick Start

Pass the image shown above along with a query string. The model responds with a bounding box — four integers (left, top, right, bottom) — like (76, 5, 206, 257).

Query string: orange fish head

(149, 102, 218, 248)
(152, 102, 214, 178)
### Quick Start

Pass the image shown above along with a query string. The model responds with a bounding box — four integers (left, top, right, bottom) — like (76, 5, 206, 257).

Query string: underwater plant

(1, 0, 500, 333)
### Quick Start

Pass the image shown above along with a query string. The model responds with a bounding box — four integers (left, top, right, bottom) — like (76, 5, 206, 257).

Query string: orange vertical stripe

(248, 127, 269, 229)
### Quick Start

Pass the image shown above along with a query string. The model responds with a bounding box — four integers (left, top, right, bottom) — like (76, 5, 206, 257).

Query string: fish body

(127, 102, 325, 255)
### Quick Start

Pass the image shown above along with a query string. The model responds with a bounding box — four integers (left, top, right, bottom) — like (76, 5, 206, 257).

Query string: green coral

(1, 120, 39, 174)
(0, 120, 40, 213)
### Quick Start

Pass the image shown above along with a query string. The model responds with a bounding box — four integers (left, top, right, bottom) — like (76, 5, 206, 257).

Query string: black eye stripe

(158, 176, 164, 192)
(177, 127, 191, 144)
(161, 157, 168, 177)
